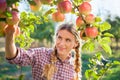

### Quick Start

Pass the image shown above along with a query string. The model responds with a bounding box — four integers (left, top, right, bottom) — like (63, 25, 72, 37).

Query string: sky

(19, 0, 120, 20)
(91, 0, 120, 18)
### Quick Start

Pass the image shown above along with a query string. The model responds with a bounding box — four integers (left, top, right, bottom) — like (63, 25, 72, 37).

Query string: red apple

(78, 2, 91, 15)
(85, 27, 98, 38)
(6, 11, 20, 25)
(30, 0, 41, 12)
(58, 0, 72, 13)
(52, 11, 65, 22)
(40, 0, 52, 4)
(85, 14, 95, 24)
(76, 16, 84, 28)
(0, 0, 7, 13)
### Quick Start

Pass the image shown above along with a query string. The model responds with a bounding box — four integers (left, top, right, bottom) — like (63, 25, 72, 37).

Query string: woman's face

(55, 29, 78, 57)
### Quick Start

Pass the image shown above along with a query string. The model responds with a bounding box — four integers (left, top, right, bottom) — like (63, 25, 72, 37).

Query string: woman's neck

(57, 53, 69, 62)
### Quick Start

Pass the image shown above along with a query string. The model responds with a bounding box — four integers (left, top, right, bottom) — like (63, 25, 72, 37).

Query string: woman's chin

(57, 50, 65, 55)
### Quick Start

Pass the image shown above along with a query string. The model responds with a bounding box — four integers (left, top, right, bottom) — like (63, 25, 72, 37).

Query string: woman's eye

(66, 39, 71, 42)
(58, 36, 62, 40)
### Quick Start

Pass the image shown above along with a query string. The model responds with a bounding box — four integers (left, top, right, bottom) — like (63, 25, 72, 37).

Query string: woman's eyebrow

(57, 35, 62, 38)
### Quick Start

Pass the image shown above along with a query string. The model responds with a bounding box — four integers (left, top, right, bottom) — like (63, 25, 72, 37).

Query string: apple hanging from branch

(52, 11, 65, 22)
(85, 14, 95, 24)
(58, 0, 72, 13)
(85, 27, 98, 38)
(29, 0, 41, 12)
(76, 16, 85, 28)
(6, 10, 20, 25)
(78, 2, 92, 15)
(0, 0, 7, 13)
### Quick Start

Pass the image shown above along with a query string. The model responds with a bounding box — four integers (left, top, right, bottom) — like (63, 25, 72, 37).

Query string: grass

(0, 52, 31, 80)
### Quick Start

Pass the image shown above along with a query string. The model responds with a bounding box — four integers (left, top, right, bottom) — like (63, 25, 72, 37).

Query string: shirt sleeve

(6, 47, 51, 66)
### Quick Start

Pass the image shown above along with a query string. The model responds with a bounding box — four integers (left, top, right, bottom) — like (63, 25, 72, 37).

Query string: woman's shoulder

(29, 47, 53, 55)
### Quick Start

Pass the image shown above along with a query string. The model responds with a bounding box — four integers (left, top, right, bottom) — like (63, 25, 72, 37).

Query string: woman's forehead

(57, 30, 75, 39)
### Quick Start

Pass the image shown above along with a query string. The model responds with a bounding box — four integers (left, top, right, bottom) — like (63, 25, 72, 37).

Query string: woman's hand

(5, 24, 20, 37)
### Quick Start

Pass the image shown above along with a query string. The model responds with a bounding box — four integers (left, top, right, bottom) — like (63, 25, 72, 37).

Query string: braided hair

(42, 23, 82, 80)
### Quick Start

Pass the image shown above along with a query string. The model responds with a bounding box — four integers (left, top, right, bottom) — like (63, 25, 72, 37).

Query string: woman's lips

(58, 47, 66, 51)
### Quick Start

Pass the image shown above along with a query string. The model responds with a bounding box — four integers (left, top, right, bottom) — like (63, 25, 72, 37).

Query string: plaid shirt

(7, 47, 80, 80)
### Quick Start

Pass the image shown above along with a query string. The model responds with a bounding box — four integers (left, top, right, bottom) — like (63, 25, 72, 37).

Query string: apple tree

(0, 0, 120, 80)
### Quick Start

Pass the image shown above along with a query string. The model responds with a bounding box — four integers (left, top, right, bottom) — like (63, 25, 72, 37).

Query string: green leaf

(73, 0, 83, 6)
(100, 44, 112, 55)
(5, 11, 12, 17)
(95, 52, 102, 60)
(113, 61, 120, 65)
(44, 8, 56, 16)
(27, 0, 36, 5)
(82, 41, 95, 52)
(99, 22, 111, 32)
(18, 74, 25, 80)
(85, 70, 93, 79)
(103, 33, 114, 37)
(6, 0, 20, 7)
(99, 37, 111, 44)
(95, 16, 102, 22)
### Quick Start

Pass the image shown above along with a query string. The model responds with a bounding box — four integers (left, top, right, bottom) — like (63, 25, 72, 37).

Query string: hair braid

(42, 47, 58, 80)
(74, 43, 81, 80)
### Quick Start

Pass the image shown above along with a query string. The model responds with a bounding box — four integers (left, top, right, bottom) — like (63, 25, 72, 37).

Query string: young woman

(5, 23, 82, 80)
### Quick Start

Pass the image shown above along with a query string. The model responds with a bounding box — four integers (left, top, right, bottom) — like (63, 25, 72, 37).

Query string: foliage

(85, 52, 120, 80)
(31, 13, 55, 44)
(106, 16, 120, 39)
(16, 12, 42, 48)
(102, 66, 120, 80)
(106, 16, 120, 49)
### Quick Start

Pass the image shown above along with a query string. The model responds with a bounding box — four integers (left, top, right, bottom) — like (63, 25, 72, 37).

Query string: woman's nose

(59, 39, 66, 46)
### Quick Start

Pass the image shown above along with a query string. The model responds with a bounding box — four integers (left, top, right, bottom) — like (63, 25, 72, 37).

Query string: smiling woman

(5, 23, 82, 80)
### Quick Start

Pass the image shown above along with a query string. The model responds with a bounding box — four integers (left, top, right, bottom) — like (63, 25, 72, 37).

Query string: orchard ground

(0, 37, 120, 80)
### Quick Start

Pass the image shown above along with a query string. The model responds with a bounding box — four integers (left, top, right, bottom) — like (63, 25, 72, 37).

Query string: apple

(58, 0, 72, 13)
(30, 0, 41, 12)
(85, 14, 95, 24)
(78, 2, 91, 15)
(52, 11, 65, 22)
(0, 0, 7, 13)
(85, 27, 98, 38)
(40, 0, 52, 4)
(76, 16, 84, 28)
(6, 11, 20, 25)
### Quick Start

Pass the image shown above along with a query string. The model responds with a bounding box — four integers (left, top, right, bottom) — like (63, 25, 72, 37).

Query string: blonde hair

(42, 23, 82, 80)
